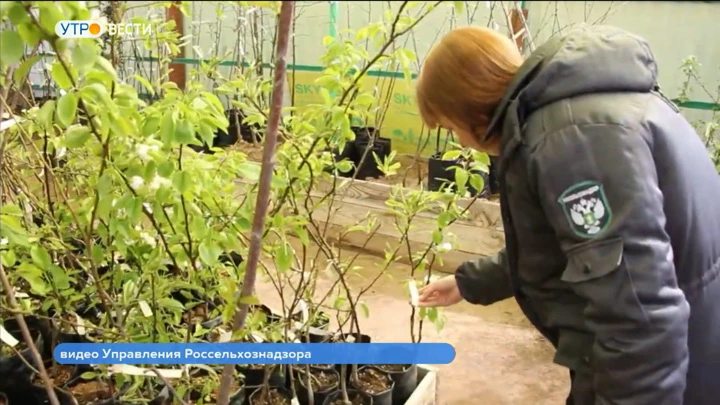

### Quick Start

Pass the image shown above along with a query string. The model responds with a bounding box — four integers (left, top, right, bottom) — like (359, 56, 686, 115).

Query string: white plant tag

(408, 280, 419, 307)
(109, 364, 184, 379)
(138, 300, 153, 317)
(75, 314, 86, 336)
(0, 325, 19, 347)
(291, 398, 300, 405)
(298, 300, 309, 324)
(345, 335, 355, 343)
(218, 331, 232, 342)
(250, 332, 265, 343)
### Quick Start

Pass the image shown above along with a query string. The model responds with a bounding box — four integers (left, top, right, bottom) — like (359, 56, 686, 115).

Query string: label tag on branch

(75, 313, 86, 336)
(298, 299, 309, 324)
(408, 280, 419, 307)
(138, 300, 153, 317)
(108, 364, 185, 379)
(0, 325, 19, 347)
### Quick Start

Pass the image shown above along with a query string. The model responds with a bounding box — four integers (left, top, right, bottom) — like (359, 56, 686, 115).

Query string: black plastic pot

(333, 333, 371, 343)
(354, 135, 392, 181)
(220, 251, 245, 267)
(237, 365, 286, 387)
(294, 366, 340, 405)
(377, 365, 417, 405)
(352, 126, 379, 142)
(0, 316, 53, 375)
(322, 389, 373, 405)
(350, 366, 394, 405)
(248, 385, 295, 405)
(327, 142, 357, 178)
(0, 384, 77, 405)
(234, 385, 260, 405)
(427, 153, 490, 197)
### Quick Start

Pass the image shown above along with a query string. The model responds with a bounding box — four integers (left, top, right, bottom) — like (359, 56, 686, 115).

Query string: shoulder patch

(557, 181, 612, 238)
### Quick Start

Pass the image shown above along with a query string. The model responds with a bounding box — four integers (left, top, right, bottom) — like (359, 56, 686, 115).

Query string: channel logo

(56, 20, 105, 38)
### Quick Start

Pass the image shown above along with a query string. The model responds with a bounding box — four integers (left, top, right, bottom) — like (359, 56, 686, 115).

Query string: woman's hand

(418, 275, 464, 307)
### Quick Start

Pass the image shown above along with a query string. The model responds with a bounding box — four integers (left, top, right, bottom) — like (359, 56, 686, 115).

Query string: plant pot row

(328, 127, 393, 181)
(189, 108, 263, 154)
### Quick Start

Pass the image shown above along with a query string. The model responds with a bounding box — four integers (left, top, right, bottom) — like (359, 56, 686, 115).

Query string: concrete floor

(254, 248, 569, 405)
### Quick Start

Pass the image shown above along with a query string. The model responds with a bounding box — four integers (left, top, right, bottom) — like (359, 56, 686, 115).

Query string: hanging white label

(138, 300, 153, 317)
(108, 364, 184, 379)
(408, 280, 419, 307)
(0, 325, 19, 347)
(75, 314, 86, 336)
(298, 299, 309, 324)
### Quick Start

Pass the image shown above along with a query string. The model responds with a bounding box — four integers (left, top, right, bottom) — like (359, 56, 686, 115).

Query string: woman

(415, 25, 720, 405)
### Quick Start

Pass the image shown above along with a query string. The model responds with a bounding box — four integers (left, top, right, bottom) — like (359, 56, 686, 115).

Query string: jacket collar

(484, 35, 566, 142)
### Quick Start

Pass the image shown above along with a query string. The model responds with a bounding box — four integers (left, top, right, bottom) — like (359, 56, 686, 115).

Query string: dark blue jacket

(455, 25, 720, 405)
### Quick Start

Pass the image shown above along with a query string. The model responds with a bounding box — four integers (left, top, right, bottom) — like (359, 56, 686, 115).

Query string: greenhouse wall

(119, 1, 719, 154)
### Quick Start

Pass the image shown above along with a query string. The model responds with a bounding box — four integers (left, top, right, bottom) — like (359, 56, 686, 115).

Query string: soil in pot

(354, 137, 392, 181)
(295, 366, 340, 405)
(377, 365, 417, 405)
(31, 364, 87, 388)
(220, 251, 244, 267)
(322, 389, 373, 405)
(350, 367, 394, 405)
(249, 386, 294, 405)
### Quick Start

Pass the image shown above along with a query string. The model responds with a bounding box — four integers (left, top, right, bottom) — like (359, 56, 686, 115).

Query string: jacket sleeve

(529, 123, 690, 405)
(455, 249, 513, 305)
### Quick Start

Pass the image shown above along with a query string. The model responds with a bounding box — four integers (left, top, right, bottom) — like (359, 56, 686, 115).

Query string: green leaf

(173, 118, 195, 144)
(0, 30, 24, 66)
(160, 112, 175, 144)
(454, 168, 469, 190)
(30, 246, 52, 270)
(172, 170, 192, 194)
(17, 23, 41, 48)
(48, 265, 70, 289)
(469, 173, 484, 194)
(274, 241, 293, 272)
(7, 3, 30, 25)
(295, 227, 310, 247)
(359, 302, 369, 318)
(158, 298, 185, 312)
(56, 93, 78, 127)
(13, 55, 42, 84)
(37, 100, 56, 129)
(94, 57, 117, 80)
(51, 61, 74, 90)
(198, 241, 222, 266)
(63, 125, 92, 148)
(441, 150, 462, 161)
(15, 263, 49, 296)
(72, 41, 98, 73)
(80, 371, 97, 380)
(133, 74, 155, 95)
(38, 3, 64, 35)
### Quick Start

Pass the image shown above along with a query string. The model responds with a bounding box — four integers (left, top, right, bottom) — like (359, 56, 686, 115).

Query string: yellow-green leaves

(56, 92, 79, 127)
(274, 241, 293, 272)
(38, 2, 64, 35)
(63, 125, 92, 148)
(13, 55, 41, 84)
(72, 40, 99, 74)
(51, 61, 75, 90)
(17, 22, 41, 47)
(199, 240, 222, 266)
(160, 112, 175, 144)
(0, 30, 23, 66)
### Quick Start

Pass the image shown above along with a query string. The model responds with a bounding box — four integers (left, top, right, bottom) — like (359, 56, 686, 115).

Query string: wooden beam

(510, 7, 529, 51)
(235, 168, 505, 273)
(166, 2, 186, 90)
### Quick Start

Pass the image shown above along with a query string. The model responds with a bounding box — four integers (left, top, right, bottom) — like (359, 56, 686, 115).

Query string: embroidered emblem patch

(557, 181, 612, 238)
